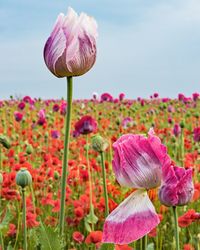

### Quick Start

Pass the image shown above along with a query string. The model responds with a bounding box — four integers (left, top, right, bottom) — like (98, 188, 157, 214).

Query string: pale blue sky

(0, 0, 200, 99)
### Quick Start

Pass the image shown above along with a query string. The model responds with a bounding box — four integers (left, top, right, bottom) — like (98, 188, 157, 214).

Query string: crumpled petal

(112, 130, 170, 189)
(102, 190, 160, 244)
(159, 165, 194, 206)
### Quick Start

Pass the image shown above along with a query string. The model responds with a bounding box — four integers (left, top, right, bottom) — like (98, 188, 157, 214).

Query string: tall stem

(172, 206, 180, 250)
(100, 151, 109, 217)
(22, 188, 27, 250)
(142, 235, 147, 250)
(86, 134, 94, 231)
(59, 76, 73, 236)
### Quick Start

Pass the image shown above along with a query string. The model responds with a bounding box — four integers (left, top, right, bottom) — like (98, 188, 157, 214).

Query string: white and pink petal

(102, 190, 160, 244)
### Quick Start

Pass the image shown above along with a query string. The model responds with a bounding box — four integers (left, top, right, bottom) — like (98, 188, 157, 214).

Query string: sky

(0, 0, 200, 100)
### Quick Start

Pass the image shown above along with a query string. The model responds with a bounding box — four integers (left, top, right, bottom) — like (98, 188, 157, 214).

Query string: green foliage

(0, 206, 13, 234)
(37, 222, 63, 250)
(100, 243, 115, 250)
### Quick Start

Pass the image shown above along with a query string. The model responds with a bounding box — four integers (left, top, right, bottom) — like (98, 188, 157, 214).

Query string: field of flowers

(0, 92, 199, 250)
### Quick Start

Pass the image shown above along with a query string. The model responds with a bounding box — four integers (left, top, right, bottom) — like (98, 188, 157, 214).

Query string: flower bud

(0, 135, 11, 149)
(91, 135, 109, 153)
(16, 169, 32, 188)
(26, 144, 33, 155)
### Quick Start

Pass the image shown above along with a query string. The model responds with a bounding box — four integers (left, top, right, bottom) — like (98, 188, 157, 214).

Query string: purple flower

(100, 93, 113, 102)
(37, 109, 46, 125)
(193, 127, 200, 142)
(102, 129, 171, 244)
(52, 104, 60, 112)
(192, 92, 199, 101)
(51, 130, 60, 139)
(159, 165, 194, 207)
(75, 115, 97, 135)
(44, 7, 97, 78)
(173, 124, 181, 137)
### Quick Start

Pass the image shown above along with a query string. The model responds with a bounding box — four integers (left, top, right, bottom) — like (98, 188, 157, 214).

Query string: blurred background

(0, 0, 200, 99)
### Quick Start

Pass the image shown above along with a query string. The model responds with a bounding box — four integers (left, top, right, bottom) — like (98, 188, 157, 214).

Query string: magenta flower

(193, 127, 200, 142)
(43, 7, 97, 78)
(121, 117, 133, 129)
(14, 111, 23, 122)
(102, 129, 171, 244)
(18, 102, 26, 110)
(192, 92, 199, 101)
(51, 130, 60, 139)
(159, 165, 194, 207)
(119, 93, 125, 101)
(75, 115, 97, 135)
(100, 93, 113, 102)
(173, 124, 181, 137)
(37, 109, 46, 125)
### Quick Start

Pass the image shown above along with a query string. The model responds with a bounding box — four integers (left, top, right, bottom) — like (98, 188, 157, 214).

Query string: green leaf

(99, 243, 115, 250)
(0, 207, 13, 233)
(37, 221, 62, 250)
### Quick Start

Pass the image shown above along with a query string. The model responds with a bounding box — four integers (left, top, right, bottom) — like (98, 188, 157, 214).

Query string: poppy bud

(26, 144, 33, 155)
(44, 7, 97, 78)
(0, 135, 11, 149)
(16, 169, 32, 188)
(91, 135, 109, 153)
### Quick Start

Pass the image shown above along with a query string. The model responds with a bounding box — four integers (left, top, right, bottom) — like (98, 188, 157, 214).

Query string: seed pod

(0, 135, 11, 149)
(91, 135, 109, 153)
(16, 169, 32, 188)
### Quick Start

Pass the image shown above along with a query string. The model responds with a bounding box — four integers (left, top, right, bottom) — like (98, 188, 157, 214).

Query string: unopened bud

(91, 135, 109, 153)
(0, 135, 11, 149)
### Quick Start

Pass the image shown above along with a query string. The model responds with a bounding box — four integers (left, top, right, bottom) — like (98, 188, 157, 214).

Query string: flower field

(0, 93, 199, 250)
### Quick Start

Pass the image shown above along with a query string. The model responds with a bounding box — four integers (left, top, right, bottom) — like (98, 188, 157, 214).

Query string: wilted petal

(102, 190, 160, 244)
(159, 165, 194, 206)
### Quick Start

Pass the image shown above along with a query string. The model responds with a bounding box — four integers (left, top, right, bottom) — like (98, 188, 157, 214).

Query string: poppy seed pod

(0, 135, 11, 149)
(91, 135, 109, 153)
(16, 169, 32, 188)
(44, 7, 97, 78)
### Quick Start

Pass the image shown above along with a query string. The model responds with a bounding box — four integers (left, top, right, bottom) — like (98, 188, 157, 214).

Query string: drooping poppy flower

(43, 7, 97, 78)
(102, 129, 171, 244)
(159, 165, 194, 207)
(74, 115, 97, 135)
(173, 124, 181, 137)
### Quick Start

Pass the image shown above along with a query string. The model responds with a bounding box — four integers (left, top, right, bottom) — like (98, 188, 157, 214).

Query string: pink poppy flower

(102, 129, 171, 244)
(159, 165, 194, 207)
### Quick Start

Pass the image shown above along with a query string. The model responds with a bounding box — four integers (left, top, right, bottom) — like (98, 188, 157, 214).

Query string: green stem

(0, 231, 4, 250)
(172, 206, 180, 250)
(180, 129, 184, 166)
(86, 134, 94, 231)
(100, 151, 109, 217)
(13, 203, 21, 250)
(142, 235, 147, 250)
(22, 188, 27, 250)
(59, 76, 73, 236)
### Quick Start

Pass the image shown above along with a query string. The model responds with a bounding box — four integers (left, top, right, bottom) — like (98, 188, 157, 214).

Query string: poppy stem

(22, 188, 27, 250)
(59, 76, 73, 236)
(86, 134, 94, 231)
(172, 206, 180, 250)
(100, 151, 109, 217)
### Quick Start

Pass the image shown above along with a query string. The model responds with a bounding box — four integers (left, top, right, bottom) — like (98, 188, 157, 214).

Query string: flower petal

(102, 190, 160, 244)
